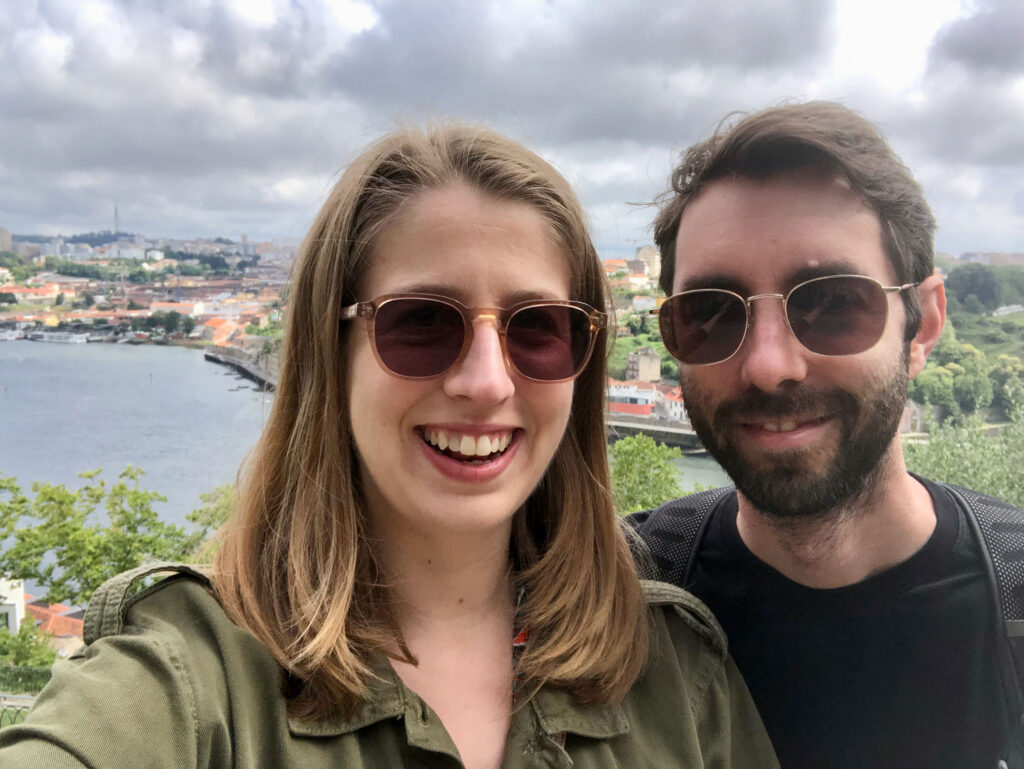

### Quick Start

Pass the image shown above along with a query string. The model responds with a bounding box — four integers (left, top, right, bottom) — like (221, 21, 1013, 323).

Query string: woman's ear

(908, 275, 946, 379)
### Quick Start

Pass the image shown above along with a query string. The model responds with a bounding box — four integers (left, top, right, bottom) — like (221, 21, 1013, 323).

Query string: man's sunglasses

(652, 274, 919, 366)
(341, 293, 607, 382)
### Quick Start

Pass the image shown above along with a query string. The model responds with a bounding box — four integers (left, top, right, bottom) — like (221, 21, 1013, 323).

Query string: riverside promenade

(204, 345, 277, 389)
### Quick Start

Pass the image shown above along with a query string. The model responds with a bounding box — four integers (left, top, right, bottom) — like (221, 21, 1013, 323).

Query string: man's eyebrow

(787, 260, 864, 286)
(676, 260, 868, 295)
(677, 273, 749, 295)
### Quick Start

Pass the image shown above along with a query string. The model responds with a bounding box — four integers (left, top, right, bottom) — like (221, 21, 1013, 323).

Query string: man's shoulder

(627, 487, 735, 579)
(932, 478, 1024, 517)
(627, 486, 736, 531)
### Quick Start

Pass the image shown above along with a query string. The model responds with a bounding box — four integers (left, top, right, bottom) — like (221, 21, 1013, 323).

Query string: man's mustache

(711, 385, 857, 423)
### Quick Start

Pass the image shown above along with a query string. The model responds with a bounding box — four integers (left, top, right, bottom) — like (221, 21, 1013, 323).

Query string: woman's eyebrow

(370, 284, 565, 305)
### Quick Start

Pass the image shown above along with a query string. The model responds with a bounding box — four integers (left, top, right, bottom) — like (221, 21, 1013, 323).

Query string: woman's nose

(442, 318, 516, 404)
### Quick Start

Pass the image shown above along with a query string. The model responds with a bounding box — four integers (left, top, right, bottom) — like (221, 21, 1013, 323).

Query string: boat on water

(0, 329, 25, 341)
(26, 330, 89, 343)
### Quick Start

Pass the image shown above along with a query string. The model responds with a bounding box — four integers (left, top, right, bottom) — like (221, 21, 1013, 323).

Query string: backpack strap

(627, 486, 735, 586)
(83, 561, 211, 645)
(942, 483, 1024, 768)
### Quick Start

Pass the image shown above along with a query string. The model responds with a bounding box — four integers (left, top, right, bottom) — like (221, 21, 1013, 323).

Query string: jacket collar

(287, 655, 629, 741)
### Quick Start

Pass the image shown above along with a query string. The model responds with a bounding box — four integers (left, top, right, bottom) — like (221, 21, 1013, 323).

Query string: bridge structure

(605, 413, 704, 450)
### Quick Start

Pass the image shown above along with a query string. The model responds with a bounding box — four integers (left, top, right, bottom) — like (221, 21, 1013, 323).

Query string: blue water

(0, 341, 270, 528)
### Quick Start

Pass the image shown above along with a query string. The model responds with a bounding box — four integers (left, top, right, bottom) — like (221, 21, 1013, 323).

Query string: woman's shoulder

(84, 562, 222, 642)
(0, 564, 284, 767)
(82, 561, 278, 689)
(639, 578, 727, 664)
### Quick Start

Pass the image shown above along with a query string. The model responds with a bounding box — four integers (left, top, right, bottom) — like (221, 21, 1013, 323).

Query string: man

(632, 102, 1022, 768)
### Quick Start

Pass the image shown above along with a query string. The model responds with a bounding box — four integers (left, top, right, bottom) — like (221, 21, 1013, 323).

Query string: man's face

(672, 171, 912, 518)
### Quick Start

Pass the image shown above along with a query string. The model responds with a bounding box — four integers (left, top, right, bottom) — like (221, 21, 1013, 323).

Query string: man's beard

(681, 352, 909, 519)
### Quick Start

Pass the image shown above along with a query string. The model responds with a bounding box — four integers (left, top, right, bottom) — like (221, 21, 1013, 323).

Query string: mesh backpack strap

(944, 483, 1024, 768)
(627, 486, 734, 587)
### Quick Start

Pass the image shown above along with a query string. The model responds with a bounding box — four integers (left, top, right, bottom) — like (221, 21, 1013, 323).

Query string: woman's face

(347, 183, 576, 541)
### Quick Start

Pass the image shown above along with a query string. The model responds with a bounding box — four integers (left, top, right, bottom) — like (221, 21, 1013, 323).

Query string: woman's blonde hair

(213, 123, 648, 720)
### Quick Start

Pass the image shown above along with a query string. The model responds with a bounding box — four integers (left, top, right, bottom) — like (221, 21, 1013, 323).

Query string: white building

(0, 577, 26, 633)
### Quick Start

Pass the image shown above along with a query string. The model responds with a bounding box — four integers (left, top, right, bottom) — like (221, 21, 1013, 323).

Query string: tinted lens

(506, 304, 592, 381)
(373, 298, 465, 377)
(787, 276, 887, 356)
(660, 290, 747, 365)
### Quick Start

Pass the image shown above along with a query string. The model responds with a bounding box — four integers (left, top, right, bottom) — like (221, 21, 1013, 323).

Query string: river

(0, 341, 728, 530)
(0, 341, 269, 527)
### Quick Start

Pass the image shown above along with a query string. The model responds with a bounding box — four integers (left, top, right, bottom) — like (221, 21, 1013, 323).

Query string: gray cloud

(929, 0, 1024, 76)
(0, 0, 1020, 253)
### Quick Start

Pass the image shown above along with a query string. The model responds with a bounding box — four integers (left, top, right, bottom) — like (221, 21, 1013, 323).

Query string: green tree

(0, 292, 15, 304)
(183, 484, 235, 561)
(945, 263, 1001, 312)
(990, 355, 1024, 420)
(164, 311, 180, 334)
(54, 292, 65, 306)
(905, 411, 1024, 509)
(0, 467, 198, 606)
(0, 618, 58, 667)
(182, 316, 196, 334)
(610, 434, 685, 514)
(909, 364, 959, 420)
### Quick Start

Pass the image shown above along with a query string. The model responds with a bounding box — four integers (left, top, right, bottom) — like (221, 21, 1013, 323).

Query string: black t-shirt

(683, 478, 1011, 769)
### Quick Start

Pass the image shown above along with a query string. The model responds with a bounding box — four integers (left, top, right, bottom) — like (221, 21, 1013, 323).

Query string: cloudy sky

(2, 0, 1023, 258)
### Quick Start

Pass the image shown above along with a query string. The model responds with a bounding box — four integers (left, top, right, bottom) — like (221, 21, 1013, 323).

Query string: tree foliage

(610, 433, 687, 514)
(910, 323, 1005, 421)
(0, 467, 228, 606)
(905, 409, 1024, 509)
(0, 618, 57, 667)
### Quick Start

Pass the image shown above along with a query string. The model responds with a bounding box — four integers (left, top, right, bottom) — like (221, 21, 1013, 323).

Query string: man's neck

(735, 451, 937, 589)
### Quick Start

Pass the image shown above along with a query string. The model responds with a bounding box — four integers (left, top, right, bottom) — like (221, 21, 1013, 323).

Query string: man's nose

(442, 317, 516, 404)
(737, 298, 809, 391)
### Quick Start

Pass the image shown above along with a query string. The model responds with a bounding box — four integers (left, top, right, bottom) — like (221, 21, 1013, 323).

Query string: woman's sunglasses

(341, 293, 607, 382)
(653, 274, 919, 366)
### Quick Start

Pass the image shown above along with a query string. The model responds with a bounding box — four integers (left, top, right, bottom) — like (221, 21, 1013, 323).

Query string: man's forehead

(672, 172, 892, 293)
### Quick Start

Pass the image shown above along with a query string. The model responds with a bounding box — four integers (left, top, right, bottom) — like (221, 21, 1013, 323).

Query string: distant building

(603, 258, 628, 276)
(24, 594, 84, 656)
(625, 346, 662, 382)
(960, 252, 1024, 266)
(607, 378, 658, 416)
(0, 226, 12, 253)
(0, 577, 26, 633)
(656, 385, 688, 424)
(635, 245, 661, 285)
(626, 273, 651, 290)
(632, 295, 656, 313)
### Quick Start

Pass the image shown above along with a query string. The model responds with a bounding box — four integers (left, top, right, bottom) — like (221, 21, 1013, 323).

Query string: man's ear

(908, 275, 946, 379)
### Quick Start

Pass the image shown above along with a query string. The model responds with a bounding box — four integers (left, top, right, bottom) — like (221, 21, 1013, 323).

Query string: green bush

(0, 665, 52, 695)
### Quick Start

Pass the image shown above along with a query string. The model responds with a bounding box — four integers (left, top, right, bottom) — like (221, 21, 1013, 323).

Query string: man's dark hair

(653, 101, 936, 340)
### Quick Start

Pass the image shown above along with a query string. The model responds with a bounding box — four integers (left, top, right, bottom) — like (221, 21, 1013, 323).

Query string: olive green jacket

(0, 565, 777, 768)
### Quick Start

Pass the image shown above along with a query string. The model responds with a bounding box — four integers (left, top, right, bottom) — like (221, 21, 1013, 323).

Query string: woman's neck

(375, 520, 516, 631)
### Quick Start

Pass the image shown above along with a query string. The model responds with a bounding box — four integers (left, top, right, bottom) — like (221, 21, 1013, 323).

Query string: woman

(0, 125, 777, 768)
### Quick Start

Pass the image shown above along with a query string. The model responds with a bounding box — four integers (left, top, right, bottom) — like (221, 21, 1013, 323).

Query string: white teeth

(424, 429, 514, 458)
(762, 420, 799, 433)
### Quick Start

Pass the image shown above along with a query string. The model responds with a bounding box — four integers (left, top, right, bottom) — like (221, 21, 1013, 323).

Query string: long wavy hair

(213, 124, 648, 720)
